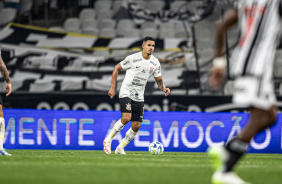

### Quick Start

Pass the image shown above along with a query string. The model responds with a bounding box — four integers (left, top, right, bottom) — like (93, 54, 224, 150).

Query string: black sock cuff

(225, 138, 248, 155)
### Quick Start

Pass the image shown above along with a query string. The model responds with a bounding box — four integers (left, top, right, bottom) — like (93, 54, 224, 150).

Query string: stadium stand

(170, 1, 188, 12)
(1, 0, 282, 96)
(63, 17, 81, 33)
(19, 0, 33, 24)
(144, 0, 165, 13)
(0, 8, 17, 27)
(97, 19, 116, 29)
(98, 28, 116, 38)
(94, 0, 112, 10)
(79, 8, 96, 22)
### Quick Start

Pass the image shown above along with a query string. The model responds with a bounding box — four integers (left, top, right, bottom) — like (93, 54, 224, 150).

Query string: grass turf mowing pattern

(0, 150, 282, 184)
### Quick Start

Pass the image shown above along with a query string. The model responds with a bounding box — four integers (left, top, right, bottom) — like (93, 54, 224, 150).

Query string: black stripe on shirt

(242, 1, 269, 76)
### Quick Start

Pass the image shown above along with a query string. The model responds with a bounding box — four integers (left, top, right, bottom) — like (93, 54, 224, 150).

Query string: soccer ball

(148, 141, 164, 155)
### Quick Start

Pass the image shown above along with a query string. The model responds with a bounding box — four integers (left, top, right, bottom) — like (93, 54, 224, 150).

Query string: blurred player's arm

(0, 54, 11, 96)
(209, 9, 238, 89)
(215, 9, 238, 57)
(154, 76, 170, 96)
(108, 63, 123, 99)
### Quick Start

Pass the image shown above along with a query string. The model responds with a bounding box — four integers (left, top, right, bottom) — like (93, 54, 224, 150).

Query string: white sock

(0, 117, 5, 151)
(119, 128, 137, 148)
(106, 119, 124, 141)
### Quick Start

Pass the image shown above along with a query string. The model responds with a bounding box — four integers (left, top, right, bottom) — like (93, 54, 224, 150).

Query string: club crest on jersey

(126, 103, 131, 111)
(149, 67, 154, 74)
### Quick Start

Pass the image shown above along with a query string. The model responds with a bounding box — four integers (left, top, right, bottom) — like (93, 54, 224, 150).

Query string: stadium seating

(82, 25, 99, 35)
(98, 28, 116, 38)
(79, 8, 96, 22)
(122, 28, 141, 38)
(145, 0, 165, 13)
(94, 0, 112, 10)
(93, 50, 110, 58)
(97, 19, 116, 29)
(19, 0, 33, 24)
(112, 0, 123, 15)
(116, 19, 135, 36)
(160, 22, 174, 30)
(81, 18, 98, 28)
(159, 29, 175, 39)
(63, 17, 81, 32)
(0, 8, 17, 26)
(141, 21, 158, 31)
(131, 0, 145, 8)
(141, 28, 158, 39)
(110, 50, 128, 58)
(170, 1, 188, 12)
(96, 9, 113, 21)
(2, 0, 282, 95)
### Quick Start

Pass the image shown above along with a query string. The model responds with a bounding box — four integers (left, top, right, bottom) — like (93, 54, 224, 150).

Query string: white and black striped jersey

(230, 0, 282, 77)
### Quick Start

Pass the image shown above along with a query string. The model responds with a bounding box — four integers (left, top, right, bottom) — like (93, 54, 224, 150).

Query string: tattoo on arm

(0, 59, 10, 83)
(156, 77, 165, 91)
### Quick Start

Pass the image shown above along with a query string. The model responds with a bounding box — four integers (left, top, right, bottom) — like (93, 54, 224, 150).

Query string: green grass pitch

(0, 150, 282, 184)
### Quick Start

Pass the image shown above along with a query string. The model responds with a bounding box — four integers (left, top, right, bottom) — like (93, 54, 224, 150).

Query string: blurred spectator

(3, 0, 21, 12)
(57, 0, 76, 21)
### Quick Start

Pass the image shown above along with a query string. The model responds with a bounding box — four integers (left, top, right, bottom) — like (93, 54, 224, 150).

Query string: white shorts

(233, 76, 276, 110)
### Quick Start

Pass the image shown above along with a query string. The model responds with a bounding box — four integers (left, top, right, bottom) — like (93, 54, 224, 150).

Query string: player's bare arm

(154, 76, 170, 96)
(0, 55, 11, 96)
(108, 63, 123, 99)
(209, 9, 238, 89)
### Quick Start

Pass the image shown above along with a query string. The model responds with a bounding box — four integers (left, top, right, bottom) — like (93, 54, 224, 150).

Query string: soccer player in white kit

(104, 37, 170, 154)
(0, 49, 12, 156)
(209, 0, 282, 183)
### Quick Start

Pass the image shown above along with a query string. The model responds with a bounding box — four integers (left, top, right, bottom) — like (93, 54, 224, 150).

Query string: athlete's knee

(121, 114, 131, 124)
(268, 107, 277, 126)
(131, 121, 141, 132)
(262, 107, 277, 127)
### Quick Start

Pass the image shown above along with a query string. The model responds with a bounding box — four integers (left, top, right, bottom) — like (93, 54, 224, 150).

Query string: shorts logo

(149, 67, 154, 74)
(126, 103, 131, 111)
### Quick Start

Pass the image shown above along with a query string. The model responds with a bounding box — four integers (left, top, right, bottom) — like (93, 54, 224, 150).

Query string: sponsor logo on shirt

(133, 59, 142, 63)
(134, 76, 146, 81)
(132, 77, 145, 86)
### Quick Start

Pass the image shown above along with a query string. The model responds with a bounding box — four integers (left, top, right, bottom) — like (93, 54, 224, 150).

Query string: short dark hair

(143, 36, 155, 43)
